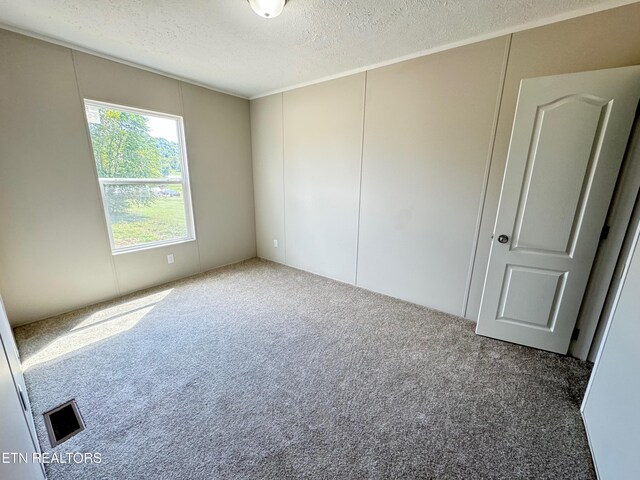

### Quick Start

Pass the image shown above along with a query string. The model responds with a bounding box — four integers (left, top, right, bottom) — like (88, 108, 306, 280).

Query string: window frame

(84, 99, 196, 254)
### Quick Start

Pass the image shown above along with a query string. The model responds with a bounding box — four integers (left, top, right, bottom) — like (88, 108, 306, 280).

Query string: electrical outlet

(273, 239, 278, 248)
(167, 254, 174, 264)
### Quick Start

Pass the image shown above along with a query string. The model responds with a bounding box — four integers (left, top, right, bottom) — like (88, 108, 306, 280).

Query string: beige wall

(250, 94, 285, 264)
(181, 83, 256, 272)
(0, 33, 118, 325)
(0, 30, 256, 325)
(251, 3, 640, 320)
(283, 74, 365, 283)
(358, 38, 508, 314)
(251, 38, 507, 316)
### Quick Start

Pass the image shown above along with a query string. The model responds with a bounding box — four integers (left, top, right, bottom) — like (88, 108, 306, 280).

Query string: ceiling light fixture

(248, 0, 286, 19)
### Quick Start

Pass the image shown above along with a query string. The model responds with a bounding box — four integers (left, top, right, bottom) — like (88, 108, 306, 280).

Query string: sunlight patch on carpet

(23, 289, 172, 370)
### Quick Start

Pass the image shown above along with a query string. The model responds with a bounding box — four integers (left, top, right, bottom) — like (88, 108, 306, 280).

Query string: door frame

(570, 105, 640, 360)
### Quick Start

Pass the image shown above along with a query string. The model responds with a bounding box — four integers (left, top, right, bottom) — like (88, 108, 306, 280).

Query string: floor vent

(43, 399, 85, 447)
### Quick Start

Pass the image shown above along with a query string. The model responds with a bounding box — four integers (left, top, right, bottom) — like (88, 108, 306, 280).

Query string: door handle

(17, 385, 28, 412)
(497, 234, 510, 244)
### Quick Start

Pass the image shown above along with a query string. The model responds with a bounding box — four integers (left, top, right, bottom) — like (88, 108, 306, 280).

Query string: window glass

(84, 101, 194, 252)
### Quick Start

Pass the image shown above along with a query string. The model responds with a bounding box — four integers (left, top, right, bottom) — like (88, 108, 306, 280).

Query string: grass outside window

(84, 100, 195, 252)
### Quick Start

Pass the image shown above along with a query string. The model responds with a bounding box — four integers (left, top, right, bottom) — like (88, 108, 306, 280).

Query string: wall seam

(70, 49, 121, 297)
(354, 72, 368, 286)
(178, 81, 203, 273)
(461, 34, 512, 318)
(246, 100, 258, 260)
(281, 93, 288, 265)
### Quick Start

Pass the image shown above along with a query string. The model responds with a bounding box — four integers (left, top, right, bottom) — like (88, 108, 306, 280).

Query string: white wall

(251, 2, 640, 322)
(0, 30, 256, 325)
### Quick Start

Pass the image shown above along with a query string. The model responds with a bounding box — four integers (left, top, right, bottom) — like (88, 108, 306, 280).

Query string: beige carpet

(14, 258, 594, 479)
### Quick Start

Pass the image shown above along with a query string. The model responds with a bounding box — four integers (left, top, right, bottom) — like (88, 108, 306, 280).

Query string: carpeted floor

(14, 258, 595, 479)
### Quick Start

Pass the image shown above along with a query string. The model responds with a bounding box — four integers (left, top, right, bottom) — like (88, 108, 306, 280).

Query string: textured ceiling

(0, 0, 634, 98)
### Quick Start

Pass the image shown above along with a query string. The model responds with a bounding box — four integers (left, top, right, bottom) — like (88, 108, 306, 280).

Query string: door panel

(477, 66, 640, 353)
(498, 265, 566, 330)
(513, 95, 610, 256)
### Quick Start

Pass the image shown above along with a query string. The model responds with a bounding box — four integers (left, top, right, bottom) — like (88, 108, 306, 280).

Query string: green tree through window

(85, 102, 194, 251)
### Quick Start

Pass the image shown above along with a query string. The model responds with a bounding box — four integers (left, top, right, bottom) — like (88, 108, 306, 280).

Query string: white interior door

(477, 66, 640, 354)
(1, 296, 46, 479)
(581, 217, 640, 479)
(0, 297, 39, 445)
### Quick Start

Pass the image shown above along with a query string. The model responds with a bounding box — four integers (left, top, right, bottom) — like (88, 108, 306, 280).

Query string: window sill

(111, 237, 196, 256)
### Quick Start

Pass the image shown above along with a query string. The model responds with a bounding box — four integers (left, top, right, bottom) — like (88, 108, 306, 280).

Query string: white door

(0, 297, 39, 445)
(581, 219, 640, 479)
(1, 296, 46, 479)
(477, 66, 640, 354)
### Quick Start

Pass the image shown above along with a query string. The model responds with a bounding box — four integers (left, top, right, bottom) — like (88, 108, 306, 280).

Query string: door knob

(497, 234, 509, 244)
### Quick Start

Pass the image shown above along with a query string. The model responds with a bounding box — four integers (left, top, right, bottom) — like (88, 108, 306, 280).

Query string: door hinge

(571, 327, 580, 341)
(600, 224, 610, 241)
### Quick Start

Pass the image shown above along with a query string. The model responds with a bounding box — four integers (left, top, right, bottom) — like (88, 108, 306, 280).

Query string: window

(84, 100, 195, 253)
